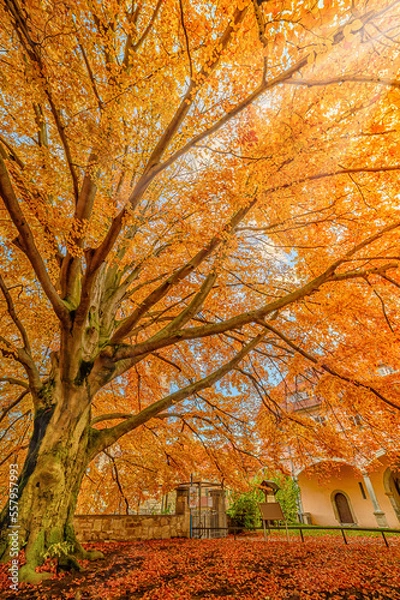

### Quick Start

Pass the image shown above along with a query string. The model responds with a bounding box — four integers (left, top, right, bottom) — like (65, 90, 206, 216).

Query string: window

(358, 482, 367, 499)
(288, 391, 309, 403)
(313, 415, 326, 425)
(349, 414, 362, 426)
(378, 365, 395, 376)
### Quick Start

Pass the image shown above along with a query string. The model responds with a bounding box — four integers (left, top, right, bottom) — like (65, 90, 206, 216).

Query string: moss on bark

(0, 370, 111, 583)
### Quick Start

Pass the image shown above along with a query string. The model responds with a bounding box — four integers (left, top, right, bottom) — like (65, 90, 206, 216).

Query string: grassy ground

(1, 535, 399, 599)
(240, 527, 399, 542)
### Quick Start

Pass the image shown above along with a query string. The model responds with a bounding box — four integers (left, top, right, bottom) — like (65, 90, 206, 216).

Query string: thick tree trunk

(0, 384, 102, 583)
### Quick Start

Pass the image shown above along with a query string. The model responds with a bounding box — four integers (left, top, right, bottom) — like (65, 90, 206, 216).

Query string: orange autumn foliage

(0, 0, 399, 571)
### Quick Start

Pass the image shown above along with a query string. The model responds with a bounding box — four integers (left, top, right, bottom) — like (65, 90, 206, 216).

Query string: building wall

(298, 457, 400, 529)
(74, 512, 190, 542)
(299, 464, 366, 526)
(368, 456, 400, 528)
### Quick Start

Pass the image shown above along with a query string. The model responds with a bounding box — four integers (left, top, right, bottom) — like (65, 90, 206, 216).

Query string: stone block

(73, 511, 190, 542)
(161, 526, 170, 539)
(111, 519, 121, 529)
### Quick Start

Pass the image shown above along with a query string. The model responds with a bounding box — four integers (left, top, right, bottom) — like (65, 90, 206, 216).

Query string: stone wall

(74, 511, 189, 542)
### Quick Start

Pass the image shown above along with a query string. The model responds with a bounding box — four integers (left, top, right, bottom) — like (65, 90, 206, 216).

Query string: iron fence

(190, 524, 400, 547)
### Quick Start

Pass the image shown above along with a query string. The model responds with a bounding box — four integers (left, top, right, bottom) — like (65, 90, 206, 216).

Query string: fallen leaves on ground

(1, 536, 400, 599)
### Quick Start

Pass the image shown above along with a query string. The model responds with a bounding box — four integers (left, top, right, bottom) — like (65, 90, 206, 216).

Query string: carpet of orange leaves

(1, 536, 400, 599)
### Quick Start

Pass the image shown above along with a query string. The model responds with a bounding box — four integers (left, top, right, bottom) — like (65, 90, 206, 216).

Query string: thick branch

(60, 152, 99, 304)
(123, 0, 163, 71)
(284, 76, 400, 89)
(0, 273, 32, 351)
(111, 197, 257, 342)
(69, 4, 396, 283)
(76, 33, 103, 110)
(123, 6, 248, 210)
(73, 207, 126, 330)
(89, 331, 265, 457)
(0, 336, 42, 393)
(178, 0, 193, 79)
(152, 271, 217, 340)
(144, 3, 397, 181)
(86, 208, 127, 276)
(107, 268, 355, 362)
(329, 262, 399, 282)
(91, 412, 132, 426)
(75, 153, 99, 223)
(109, 219, 400, 365)
(258, 321, 400, 411)
(5, 0, 79, 200)
(0, 134, 24, 169)
(0, 153, 70, 325)
(0, 389, 29, 426)
(0, 377, 29, 388)
(33, 103, 49, 147)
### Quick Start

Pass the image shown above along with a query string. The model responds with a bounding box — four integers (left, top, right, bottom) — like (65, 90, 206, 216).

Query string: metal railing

(190, 524, 400, 547)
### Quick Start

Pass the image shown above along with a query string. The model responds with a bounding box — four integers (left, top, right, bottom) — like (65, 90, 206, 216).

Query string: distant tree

(274, 475, 299, 524)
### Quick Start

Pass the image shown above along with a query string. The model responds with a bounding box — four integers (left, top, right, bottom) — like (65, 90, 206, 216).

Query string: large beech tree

(1, 0, 400, 582)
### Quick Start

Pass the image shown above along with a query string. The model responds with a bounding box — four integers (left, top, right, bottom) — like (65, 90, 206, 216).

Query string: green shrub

(273, 473, 300, 524)
(227, 473, 300, 530)
(227, 487, 264, 530)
